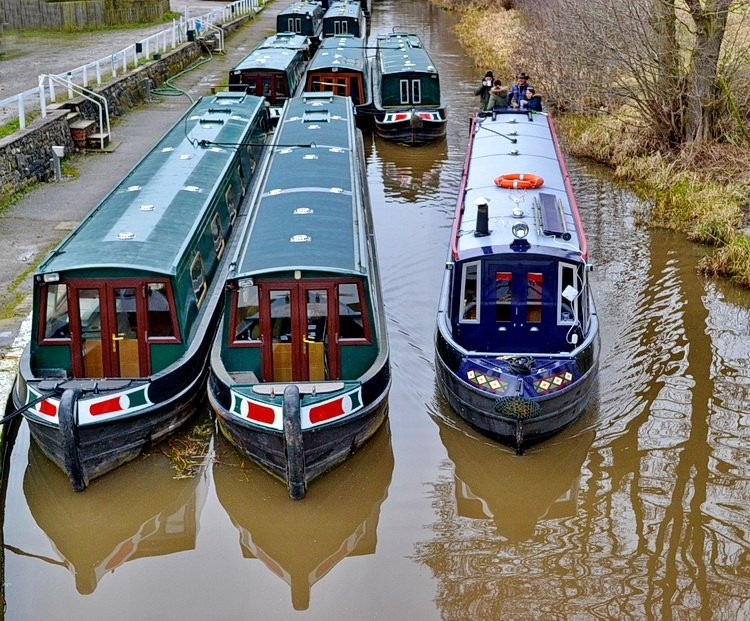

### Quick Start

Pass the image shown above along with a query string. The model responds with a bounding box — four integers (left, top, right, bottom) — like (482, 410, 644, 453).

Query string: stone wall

(1, 0, 171, 30)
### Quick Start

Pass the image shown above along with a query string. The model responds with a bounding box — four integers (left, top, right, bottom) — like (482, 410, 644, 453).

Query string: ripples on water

(2, 0, 750, 619)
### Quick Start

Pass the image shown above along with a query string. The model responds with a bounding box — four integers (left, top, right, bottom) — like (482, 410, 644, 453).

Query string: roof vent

(303, 154, 318, 160)
(185, 185, 200, 192)
(140, 204, 155, 212)
(180, 154, 192, 160)
(290, 234, 311, 243)
(294, 207, 314, 215)
(126, 185, 141, 192)
(117, 232, 135, 240)
(161, 147, 174, 153)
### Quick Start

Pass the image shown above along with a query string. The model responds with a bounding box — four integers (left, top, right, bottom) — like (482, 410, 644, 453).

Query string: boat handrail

(450, 113, 478, 260)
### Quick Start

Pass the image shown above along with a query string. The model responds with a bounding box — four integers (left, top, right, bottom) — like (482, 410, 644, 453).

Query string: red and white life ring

(493, 173, 544, 190)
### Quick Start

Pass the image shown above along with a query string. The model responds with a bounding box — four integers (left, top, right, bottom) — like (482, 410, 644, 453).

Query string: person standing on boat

(519, 86, 542, 112)
(483, 79, 508, 112)
(474, 70, 494, 111)
(507, 71, 532, 108)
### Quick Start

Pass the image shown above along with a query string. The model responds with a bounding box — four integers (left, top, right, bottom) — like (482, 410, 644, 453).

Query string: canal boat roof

(453, 110, 587, 262)
(234, 93, 365, 278)
(278, 0, 323, 18)
(308, 35, 367, 73)
(324, 1, 362, 21)
(38, 92, 266, 277)
(376, 32, 438, 76)
(233, 33, 310, 73)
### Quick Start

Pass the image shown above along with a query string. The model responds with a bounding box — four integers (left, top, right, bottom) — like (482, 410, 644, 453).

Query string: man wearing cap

(507, 72, 532, 108)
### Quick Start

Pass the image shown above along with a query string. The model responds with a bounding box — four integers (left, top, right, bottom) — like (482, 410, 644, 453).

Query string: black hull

(373, 114, 446, 145)
(435, 347, 598, 450)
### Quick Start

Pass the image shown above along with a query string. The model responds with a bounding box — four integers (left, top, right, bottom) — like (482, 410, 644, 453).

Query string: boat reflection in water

(213, 423, 393, 610)
(371, 135, 448, 202)
(431, 398, 594, 542)
(23, 435, 209, 594)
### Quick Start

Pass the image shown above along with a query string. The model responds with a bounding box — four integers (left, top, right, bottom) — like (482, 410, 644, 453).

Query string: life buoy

(494, 173, 544, 190)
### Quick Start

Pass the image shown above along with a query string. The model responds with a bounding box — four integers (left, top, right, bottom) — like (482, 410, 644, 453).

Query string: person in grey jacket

(474, 70, 494, 111)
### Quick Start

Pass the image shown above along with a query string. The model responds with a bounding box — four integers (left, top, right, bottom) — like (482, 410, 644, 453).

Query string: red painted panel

(309, 398, 345, 424)
(247, 401, 275, 425)
(38, 399, 57, 417)
(90, 396, 122, 416)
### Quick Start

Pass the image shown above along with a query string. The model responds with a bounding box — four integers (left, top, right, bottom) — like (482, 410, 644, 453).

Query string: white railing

(0, 0, 263, 132)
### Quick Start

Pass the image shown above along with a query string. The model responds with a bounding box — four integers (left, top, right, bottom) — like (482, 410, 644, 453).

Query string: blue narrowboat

(304, 35, 371, 125)
(435, 110, 599, 451)
(322, 0, 366, 39)
(276, 0, 325, 51)
(372, 32, 446, 145)
(11, 93, 269, 490)
(208, 93, 390, 499)
(228, 33, 310, 124)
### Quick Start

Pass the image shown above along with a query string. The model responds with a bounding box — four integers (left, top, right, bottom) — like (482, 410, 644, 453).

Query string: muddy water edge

(3, 0, 750, 618)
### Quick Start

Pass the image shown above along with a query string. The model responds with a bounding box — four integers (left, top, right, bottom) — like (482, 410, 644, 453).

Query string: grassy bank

(441, 2, 750, 288)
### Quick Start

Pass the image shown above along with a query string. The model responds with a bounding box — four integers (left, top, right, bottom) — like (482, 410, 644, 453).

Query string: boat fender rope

(283, 384, 307, 500)
(507, 356, 535, 375)
(494, 173, 544, 190)
(58, 388, 86, 492)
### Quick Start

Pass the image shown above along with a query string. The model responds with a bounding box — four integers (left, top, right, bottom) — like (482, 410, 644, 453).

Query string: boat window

(238, 162, 246, 196)
(306, 289, 328, 381)
(312, 76, 321, 91)
(495, 272, 512, 322)
(411, 79, 421, 104)
(190, 253, 207, 308)
(338, 283, 365, 339)
(43, 283, 70, 340)
(459, 262, 480, 323)
(262, 75, 273, 98)
(226, 184, 237, 223)
(275, 74, 288, 98)
(399, 79, 409, 104)
(558, 263, 578, 324)
(270, 290, 293, 382)
(78, 288, 103, 377)
(526, 273, 543, 323)
(211, 214, 225, 258)
(146, 283, 175, 338)
(234, 284, 260, 342)
(334, 20, 347, 35)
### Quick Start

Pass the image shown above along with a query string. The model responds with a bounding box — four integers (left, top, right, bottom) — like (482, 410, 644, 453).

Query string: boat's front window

(459, 261, 480, 323)
(495, 272, 512, 322)
(558, 263, 578, 324)
(43, 283, 70, 340)
(270, 290, 293, 381)
(190, 253, 207, 308)
(78, 288, 103, 377)
(234, 284, 260, 342)
(411, 79, 421, 104)
(305, 289, 328, 381)
(146, 283, 175, 338)
(399, 79, 409, 104)
(526, 273, 543, 323)
(338, 283, 365, 340)
(275, 74, 288, 98)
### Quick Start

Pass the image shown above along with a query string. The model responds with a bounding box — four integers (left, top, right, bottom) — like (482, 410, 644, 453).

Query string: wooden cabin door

(261, 283, 338, 383)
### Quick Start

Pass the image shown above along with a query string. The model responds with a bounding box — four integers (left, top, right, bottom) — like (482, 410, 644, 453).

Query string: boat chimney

(474, 197, 490, 237)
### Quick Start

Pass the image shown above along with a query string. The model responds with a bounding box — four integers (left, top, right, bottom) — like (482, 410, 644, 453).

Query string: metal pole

(96, 61, 102, 86)
(67, 72, 73, 100)
(82, 65, 88, 88)
(17, 94, 25, 129)
(38, 77, 47, 119)
(49, 76, 56, 103)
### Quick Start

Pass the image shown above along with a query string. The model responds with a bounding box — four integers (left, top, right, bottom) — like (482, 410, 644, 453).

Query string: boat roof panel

(324, 1, 362, 20)
(232, 34, 309, 72)
(237, 94, 363, 276)
(279, 0, 322, 16)
(40, 94, 266, 277)
(456, 111, 584, 260)
(376, 32, 437, 76)
(308, 36, 366, 73)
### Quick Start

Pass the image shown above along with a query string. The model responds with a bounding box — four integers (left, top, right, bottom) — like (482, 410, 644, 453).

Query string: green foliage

(0, 118, 21, 139)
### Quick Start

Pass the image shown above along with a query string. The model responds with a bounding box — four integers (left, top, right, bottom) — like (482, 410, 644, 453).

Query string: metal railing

(0, 0, 263, 132)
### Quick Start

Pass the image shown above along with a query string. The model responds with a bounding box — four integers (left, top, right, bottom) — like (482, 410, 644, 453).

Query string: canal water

(4, 1, 750, 619)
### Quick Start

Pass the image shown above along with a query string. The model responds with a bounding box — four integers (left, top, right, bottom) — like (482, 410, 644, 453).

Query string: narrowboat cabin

(11, 93, 269, 491)
(304, 35, 371, 126)
(372, 32, 446, 145)
(322, 1, 366, 39)
(208, 93, 390, 500)
(435, 110, 599, 451)
(276, 0, 325, 51)
(228, 33, 310, 124)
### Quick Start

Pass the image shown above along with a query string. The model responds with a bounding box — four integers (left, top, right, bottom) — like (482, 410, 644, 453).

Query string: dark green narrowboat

(229, 33, 310, 124)
(208, 93, 390, 500)
(322, 1, 366, 39)
(304, 35, 371, 126)
(372, 32, 446, 145)
(11, 93, 269, 491)
(276, 0, 325, 50)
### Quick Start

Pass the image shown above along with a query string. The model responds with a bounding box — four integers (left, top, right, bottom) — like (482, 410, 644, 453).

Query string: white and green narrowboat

(372, 32, 446, 145)
(11, 93, 269, 490)
(208, 93, 390, 500)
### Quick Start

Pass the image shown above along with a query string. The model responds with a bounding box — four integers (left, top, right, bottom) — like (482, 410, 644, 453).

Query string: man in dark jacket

(474, 70, 494, 111)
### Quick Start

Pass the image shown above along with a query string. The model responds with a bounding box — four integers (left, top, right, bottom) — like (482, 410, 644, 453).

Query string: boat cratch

(208, 93, 390, 499)
(435, 109, 599, 451)
(11, 92, 269, 490)
(372, 31, 446, 145)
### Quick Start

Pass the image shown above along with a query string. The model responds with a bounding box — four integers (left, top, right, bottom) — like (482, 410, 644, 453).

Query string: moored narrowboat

(276, 0, 325, 51)
(11, 92, 269, 490)
(322, 0, 366, 39)
(208, 93, 390, 500)
(372, 32, 446, 145)
(435, 109, 599, 451)
(304, 35, 371, 126)
(228, 33, 310, 124)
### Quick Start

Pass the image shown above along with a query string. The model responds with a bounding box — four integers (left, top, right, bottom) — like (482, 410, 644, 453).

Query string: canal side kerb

(0, 1, 284, 413)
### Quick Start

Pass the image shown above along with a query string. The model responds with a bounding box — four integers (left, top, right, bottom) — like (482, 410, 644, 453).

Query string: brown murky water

(4, 1, 750, 619)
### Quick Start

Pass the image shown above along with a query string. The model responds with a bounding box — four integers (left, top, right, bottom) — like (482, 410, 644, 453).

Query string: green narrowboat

(276, 0, 325, 50)
(322, 1, 366, 39)
(304, 35, 371, 126)
(228, 33, 310, 124)
(11, 92, 269, 491)
(372, 32, 447, 145)
(208, 93, 390, 500)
